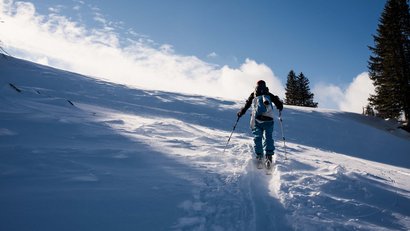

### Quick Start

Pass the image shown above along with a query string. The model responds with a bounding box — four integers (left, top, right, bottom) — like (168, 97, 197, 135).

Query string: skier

(237, 80, 283, 167)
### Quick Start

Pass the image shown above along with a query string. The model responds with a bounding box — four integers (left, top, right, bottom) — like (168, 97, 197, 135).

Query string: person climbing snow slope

(237, 80, 283, 168)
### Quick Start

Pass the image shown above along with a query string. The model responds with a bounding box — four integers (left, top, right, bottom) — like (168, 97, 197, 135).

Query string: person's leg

(252, 122, 263, 158)
(263, 121, 275, 161)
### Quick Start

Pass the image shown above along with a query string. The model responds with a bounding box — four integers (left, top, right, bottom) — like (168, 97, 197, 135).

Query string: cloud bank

(313, 72, 375, 113)
(0, 1, 283, 101)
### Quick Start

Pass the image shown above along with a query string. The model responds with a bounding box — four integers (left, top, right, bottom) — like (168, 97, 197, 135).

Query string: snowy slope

(1, 56, 409, 231)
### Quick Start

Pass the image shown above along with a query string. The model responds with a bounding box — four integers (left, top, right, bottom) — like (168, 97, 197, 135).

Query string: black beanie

(256, 80, 266, 87)
(255, 80, 268, 96)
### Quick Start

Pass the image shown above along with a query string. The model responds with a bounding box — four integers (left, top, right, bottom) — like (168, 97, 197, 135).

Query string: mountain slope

(1, 56, 409, 231)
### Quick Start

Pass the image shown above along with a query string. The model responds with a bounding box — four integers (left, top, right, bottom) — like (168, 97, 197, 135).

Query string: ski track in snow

(77, 103, 286, 230)
(1, 57, 410, 231)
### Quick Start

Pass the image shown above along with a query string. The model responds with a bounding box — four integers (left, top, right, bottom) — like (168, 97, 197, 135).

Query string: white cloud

(313, 72, 375, 113)
(48, 6, 61, 14)
(159, 44, 174, 53)
(36, 56, 49, 65)
(73, 5, 81, 11)
(313, 83, 344, 110)
(220, 59, 285, 100)
(73, 0, 85, 5)
(207, 52, 218, 58)
(0, 0, 285, 101)
(93, 14, 106, 24)
(339, 72, 375, 113)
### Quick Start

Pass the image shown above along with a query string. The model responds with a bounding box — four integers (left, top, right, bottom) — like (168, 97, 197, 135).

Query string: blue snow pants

(252, 120, 275, 156)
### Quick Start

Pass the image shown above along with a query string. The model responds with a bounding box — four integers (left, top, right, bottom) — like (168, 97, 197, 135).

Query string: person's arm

(237, 93, 254, 117)
(269, 93, 283, 111)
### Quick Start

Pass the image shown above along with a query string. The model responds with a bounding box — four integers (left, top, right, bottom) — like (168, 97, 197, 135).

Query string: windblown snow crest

(1, 56, 409, 231)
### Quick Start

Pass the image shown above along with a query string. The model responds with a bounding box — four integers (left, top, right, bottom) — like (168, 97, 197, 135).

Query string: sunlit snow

(1, 56, 409, 230)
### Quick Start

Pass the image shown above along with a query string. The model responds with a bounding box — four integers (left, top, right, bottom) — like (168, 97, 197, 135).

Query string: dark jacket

(238, 90, 283, 119)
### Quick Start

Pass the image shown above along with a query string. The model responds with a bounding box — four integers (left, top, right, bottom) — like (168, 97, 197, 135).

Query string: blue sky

(0, 0, 386, 112)
(32, 0, 385, 83)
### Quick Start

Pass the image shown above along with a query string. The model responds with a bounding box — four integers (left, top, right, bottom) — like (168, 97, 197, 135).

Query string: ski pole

(223, 116, 240, 153)
(278, 111, 288, 160)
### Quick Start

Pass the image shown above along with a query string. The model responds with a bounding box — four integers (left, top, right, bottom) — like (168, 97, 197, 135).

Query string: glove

(237, 109, 245, 118)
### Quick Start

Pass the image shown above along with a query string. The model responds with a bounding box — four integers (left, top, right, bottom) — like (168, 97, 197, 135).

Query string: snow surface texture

(1, 56, 410, 231)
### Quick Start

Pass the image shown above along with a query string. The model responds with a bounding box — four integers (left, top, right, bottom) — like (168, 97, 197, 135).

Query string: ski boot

(256, 154, 263, 169)
(265, 154, 273, 170)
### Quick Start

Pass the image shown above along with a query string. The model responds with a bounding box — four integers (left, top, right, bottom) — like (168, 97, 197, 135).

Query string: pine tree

(368, 0, 410, 125)
(297, 72, 318, 108)
(284, 70, 298, 105)
(284, 70, 318, 108)
(364, 105, 376, 116)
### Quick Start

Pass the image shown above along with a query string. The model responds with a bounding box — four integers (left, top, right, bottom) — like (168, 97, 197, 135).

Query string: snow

(1, 56, 410, 231)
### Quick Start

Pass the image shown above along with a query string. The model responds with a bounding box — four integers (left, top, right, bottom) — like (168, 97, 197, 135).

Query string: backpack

(250, 94, 274, 129)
